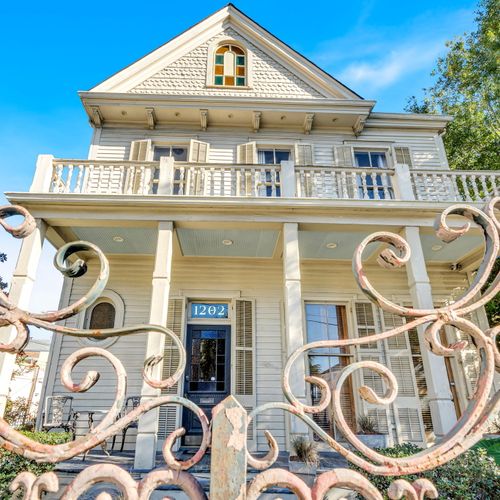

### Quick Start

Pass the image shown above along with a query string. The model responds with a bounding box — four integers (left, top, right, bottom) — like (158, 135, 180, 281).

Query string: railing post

(157, 156, 175, 195)
(281, 160, 296, 197)
(30, 155, 54, 193)
(210, 396, 247, 499)
(393, 163, 415, 201)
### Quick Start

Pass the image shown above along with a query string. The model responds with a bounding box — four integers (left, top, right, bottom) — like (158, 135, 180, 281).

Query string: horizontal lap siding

(51, 256, 153, 450)
(361, 129, 443, 169)
(94, 128, 445, 170)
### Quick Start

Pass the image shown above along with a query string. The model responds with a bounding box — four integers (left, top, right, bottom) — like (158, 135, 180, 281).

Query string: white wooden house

(4, 4, 498, 470)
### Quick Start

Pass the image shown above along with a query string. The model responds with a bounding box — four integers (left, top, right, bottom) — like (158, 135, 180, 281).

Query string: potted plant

(356, 415, 389, 448)
(288, 435, 320, 475)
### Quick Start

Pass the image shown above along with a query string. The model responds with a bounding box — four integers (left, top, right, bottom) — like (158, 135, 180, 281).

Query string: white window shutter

(354, 302, 392, 439)
(158, 298, 185, 443)
(294, 143, 314, 166)
(233, 299, 256, 450)
(189, 139, 210, 163)
(129, 140, 152, 161)
(393, 146, 413, 167)
(380, 309, 426, 445)
(334, 145, 353, 167)
(237, 142, 257, 164)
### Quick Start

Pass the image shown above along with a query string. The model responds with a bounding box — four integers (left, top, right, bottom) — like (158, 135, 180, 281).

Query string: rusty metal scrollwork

(0, 198, 498, 499)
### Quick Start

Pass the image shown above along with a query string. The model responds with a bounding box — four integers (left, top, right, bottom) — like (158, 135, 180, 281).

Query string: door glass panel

(189, 330, 226, 392)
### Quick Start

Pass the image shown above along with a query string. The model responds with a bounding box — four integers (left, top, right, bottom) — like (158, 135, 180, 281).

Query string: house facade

(4, 4, 498, 470)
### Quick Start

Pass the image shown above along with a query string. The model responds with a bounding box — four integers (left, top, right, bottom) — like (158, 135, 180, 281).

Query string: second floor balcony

(29, 155, 499, 204)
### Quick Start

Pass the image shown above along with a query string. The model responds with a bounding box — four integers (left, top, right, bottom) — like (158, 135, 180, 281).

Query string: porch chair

(41, 395, 78, 439)
(111, 396, 141, 453)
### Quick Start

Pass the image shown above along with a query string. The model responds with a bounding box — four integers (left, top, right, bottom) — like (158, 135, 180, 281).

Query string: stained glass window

(214, 44, 246, 87)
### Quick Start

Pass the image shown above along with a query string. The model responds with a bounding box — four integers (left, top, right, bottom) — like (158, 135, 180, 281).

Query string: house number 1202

(191, 303, 228, 319)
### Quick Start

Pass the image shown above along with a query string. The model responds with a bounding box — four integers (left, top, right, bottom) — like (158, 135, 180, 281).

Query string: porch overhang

(79, 92, 376, 133)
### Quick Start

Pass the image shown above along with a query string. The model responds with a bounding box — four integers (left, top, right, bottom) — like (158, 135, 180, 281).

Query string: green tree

(406, 0, 499, 171)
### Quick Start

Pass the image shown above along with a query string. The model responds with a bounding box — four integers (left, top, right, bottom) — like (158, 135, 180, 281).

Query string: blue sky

(0, 0, 478, 338)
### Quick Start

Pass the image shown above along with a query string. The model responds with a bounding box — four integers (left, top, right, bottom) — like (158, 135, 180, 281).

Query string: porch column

(282, 223, 308, 439)
(134, 221, 173, 470)
(403, 226, 457, 438)
(0, 219, 47, 416)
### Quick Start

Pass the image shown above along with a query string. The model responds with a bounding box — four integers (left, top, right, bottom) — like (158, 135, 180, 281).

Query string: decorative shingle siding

(130, 28, 325, 99)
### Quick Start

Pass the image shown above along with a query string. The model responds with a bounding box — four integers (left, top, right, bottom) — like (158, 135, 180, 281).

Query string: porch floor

(49, 449, 353, 498)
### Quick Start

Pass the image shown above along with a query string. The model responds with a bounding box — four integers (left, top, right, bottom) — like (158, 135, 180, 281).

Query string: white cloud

(339, 43, 443, 91)
(312, 7, 474, 93)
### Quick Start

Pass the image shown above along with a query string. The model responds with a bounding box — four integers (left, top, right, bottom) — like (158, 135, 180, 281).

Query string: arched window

(88, 301, 116, 330)
(78, 290, 125, 347)
(214, 44, 246, 87)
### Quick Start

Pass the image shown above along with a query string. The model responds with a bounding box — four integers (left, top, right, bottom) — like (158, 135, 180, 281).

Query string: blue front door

(182, 325, 231, 446)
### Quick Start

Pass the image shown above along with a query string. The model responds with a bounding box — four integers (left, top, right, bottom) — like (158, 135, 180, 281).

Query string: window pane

(354, 152, 370, 167)
(89, 302, 115, 330)
(258, 150, 275, 164)
(370, 152, 387, 168)
(214, 75, 223, 85)
(171, 148, 187, 161)
(305, 304, 345, 355)
(236, 77, 245, 86)
(274, 150, 290, 163)
(236, 55, 245, 65)
(153, 147, 171, 161)
(225, 76, 235, 86)
(215, 54, 224, 64)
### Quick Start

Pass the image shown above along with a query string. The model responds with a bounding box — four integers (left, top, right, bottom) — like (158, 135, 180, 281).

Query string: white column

(282, 223, 308, 439)
(157, 156, 175, 195)
(393, 163, 415, 201)
(280, 160, 296, 198)
(403, 226, 457, 437)
(134, 221, 174, 470)
(0, 219, 47, 416)
(30, 155, 54, 193)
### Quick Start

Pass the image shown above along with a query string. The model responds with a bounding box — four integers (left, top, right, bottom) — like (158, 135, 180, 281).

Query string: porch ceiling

(176, 228, 279, 258)
(72, 227, 158, 254)
(299, 229, 485, 263)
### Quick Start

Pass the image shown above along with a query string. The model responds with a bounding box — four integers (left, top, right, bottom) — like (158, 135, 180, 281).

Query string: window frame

(77, 289, 125, 348)
(303, 302, 356, 441)
(153, 144, 189, 162)
(206, 39, 252, 89)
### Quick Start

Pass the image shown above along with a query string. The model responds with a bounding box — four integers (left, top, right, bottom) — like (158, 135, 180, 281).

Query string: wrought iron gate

(0, 198, 498, 499)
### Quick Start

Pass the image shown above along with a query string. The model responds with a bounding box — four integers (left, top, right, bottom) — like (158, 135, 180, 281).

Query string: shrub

(290, 436, 319, 466)
(357, 415, 379, 435)
(351, 443, 499, 499)
(0, 431, 70, 498)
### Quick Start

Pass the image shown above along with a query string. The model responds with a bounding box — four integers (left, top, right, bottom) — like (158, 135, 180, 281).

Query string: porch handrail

(27, 154, 500, 203)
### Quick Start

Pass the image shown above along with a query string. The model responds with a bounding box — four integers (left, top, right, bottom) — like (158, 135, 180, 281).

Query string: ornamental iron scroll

(0, 198, 498, 499)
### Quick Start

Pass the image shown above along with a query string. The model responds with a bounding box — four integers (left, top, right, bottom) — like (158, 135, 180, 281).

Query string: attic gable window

(214, 44, 246, 87)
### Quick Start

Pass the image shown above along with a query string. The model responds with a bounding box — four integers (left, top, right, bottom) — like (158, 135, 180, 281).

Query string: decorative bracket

(145, 107, 156, 130)
(303, 113, 314, 134)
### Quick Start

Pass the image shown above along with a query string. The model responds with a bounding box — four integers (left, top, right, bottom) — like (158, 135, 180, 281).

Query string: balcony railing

(29, 155, 500, 203)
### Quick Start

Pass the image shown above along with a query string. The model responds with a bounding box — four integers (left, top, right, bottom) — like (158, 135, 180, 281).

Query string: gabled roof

(89, 3, 362, 100)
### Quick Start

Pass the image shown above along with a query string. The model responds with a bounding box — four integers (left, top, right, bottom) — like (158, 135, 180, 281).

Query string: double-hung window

(305, 303, 355, 440)
(257, 148, 289, 196)
(153, 146, 188, 195)
(153, 146, 188, 162)
(354, 150, 392, 199)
